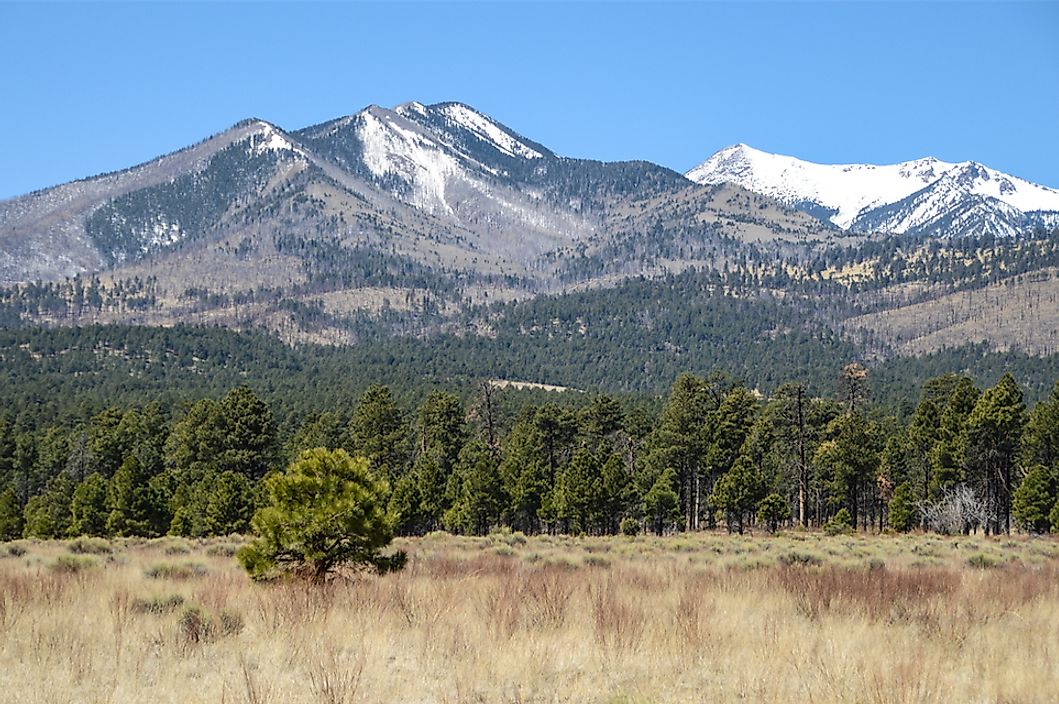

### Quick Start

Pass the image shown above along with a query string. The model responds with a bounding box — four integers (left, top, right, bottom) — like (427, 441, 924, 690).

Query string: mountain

(686, 144, 1059, 238)
(0, 102, 830, 293)
(2, 102, 1058, 365)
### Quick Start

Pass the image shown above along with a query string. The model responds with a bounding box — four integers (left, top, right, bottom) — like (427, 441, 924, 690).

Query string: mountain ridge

(686, 143, 1059, 239)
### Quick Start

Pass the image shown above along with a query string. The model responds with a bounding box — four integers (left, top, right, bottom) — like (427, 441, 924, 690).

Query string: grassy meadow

(2, 531, 1058, 704)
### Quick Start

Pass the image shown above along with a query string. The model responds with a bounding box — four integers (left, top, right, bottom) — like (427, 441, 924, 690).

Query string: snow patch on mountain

(356, 109, 462, 214)
(249, 122, 308, 158)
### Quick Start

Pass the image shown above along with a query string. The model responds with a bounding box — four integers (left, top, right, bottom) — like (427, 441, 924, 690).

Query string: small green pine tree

(888, 481, 918, 533)
(237, 448, 404, 582)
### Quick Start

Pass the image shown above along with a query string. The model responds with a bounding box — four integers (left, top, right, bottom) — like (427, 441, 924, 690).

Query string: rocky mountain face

(686, 143, 1059, 239)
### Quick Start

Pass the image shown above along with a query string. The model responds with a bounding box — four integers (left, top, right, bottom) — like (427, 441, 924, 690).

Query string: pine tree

(546, 447, 601, 534)
(68, 472, 109, 537)
(347, 385, 408, 484)
(931, 377, 980, 491)
(444, 441, 506, 535)
(219, 386, 277, 480)
(1021, 381, 1059, 469)
(756, 492, 789, 533)
(643, 468, 680, 536)
(22, 474, 74, 538)
(888, 481, 918, 533)
(106, 454, 162, 536)
(709, 455, 765, 534)
(1012, 464, 1058, 534)
(238, 448, 403, 582)
(0, 487, 22, 540)
(965, 374, 1026, 534)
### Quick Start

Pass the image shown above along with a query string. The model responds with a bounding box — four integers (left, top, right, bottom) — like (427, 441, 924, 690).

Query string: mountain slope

(686, 144, 1059, 238)
(0, 119, 302, 283)
(1, 102, 831, 292)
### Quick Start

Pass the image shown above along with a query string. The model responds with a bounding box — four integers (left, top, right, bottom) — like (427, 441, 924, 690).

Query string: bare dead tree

(917, 485, 988, 535)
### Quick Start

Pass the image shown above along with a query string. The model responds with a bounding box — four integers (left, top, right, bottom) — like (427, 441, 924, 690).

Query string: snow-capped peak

(687, 145, 956, 228)
(686, 145, 1059, 234)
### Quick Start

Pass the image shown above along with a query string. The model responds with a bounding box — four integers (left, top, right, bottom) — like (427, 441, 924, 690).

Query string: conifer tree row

(1, 372, 1057, 541)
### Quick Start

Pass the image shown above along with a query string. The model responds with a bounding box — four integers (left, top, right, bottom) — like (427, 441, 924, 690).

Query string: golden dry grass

(1, 531, 1058, 704)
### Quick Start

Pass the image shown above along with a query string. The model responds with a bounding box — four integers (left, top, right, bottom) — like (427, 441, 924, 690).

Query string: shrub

(619, 517, 641, 536)
(778, 551, 823, 567)
(966, 553, 1001, 569)
(163, 540, 192, 556)
(68, 537, 113, 555)
(887, 482, 918, 533)
(6, 543, 27, 557)
(206, 542, 240, 557)
(178, 605, 244, 645)
(823, 509, 853, 536)
(131, 594, 186, 614)
(50, 555, 98, 574)
(145, 562, 209, 580)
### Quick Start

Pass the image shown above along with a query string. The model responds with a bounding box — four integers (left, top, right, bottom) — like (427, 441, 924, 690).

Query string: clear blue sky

(1, 1, 1057, 199)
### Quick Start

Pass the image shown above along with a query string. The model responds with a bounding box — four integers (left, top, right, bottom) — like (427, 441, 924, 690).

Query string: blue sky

(1, 1, 1057, 199)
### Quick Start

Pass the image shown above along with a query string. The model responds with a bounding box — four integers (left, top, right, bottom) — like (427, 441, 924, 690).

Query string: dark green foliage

(888, 482, 919, 533)
(710, 456, 765, 534)
(619, 517, 640, 536)
(68, 472, 109, 537)
(107, 454, 164, 537)
(1012, 465, 1059, 534)
(1022, 382, 1059, 469)
(166, 387, 276, 480)
(237, 448, 402, 581)
(170, 470, 255, 537)
(756, 493, 789, 533)
(965, 373, 1026, 534)
(348, 385, 408, 485)
(823, 508, 853, 536)
(23, 474, 74, 538)
(0, 320, 1051, 542)
(0, 487, 23, 540)
(543, 447, 601, 534)
(643, 468, 680, 535)
(444, 441, 506, 535)
(218, 386, 278, 480)
(814, 412, 880, 529)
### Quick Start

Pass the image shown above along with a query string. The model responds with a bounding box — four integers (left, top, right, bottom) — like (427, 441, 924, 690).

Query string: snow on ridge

(436, 103, 543, 160)
(686, 144, 1059, 230)
(687, 145, 955, 228)
(944, 162, 1059, 214)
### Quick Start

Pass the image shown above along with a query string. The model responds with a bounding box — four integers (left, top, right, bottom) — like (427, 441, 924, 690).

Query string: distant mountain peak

(686, 145, 1059, 237)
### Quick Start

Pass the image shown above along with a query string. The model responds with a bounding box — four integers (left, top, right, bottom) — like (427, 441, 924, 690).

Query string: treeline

(2, 366, 1057, 542)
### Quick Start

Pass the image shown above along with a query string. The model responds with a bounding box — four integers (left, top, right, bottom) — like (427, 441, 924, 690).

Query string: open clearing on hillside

(847, 269, 1059, 356)
(2, 532, 1058, 704)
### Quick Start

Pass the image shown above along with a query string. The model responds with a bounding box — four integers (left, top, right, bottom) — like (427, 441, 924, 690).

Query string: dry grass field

(2, 531, 1058, 704)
